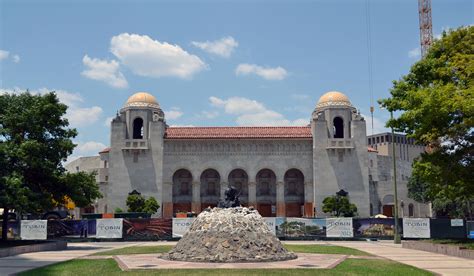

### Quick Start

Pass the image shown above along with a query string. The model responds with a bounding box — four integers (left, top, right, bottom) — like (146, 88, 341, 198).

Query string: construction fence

(5, 217, 473, 241)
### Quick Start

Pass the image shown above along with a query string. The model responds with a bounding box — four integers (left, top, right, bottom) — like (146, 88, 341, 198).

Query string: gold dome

(123, 92, 160, 109)
(316, 91, 353, 109)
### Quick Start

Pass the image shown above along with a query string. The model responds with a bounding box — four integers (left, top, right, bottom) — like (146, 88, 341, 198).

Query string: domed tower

(311, 91, 370, 217)
(107, 92, 166, 215)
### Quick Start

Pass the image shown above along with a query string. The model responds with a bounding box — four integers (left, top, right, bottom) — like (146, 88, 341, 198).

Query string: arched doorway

(382, 194, 394, 217)
(200, 169, 220, 209)
(284, 169, 304, 217)
(172, 169, 192, 214)
(228, 169, 248, 206)
(256, 169, 276, 217)
(333, 117, 344, 138)
(133, 117, 144, 139)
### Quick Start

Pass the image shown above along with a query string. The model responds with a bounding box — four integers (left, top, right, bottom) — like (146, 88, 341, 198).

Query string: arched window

(133, 118, 144, 139)
(333, 117, 344, 138)
(408, 203, 414, 217)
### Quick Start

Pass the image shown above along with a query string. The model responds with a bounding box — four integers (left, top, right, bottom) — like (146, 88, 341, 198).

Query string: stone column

(276, 181, 286, 217)
(248, 182, 257, 207)
(191, 181, 201, 213)
(304, 181, 314, 217)
(220, 181, 228, 199)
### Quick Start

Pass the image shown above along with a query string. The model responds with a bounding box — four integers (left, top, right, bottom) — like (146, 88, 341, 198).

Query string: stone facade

(68, 91, 431, 218)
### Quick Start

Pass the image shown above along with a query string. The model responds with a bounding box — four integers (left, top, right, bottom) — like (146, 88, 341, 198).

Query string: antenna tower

(418, 0, 433, 57)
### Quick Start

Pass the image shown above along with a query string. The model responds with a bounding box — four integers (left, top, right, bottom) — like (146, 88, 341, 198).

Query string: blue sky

(1, 0, 472, 161)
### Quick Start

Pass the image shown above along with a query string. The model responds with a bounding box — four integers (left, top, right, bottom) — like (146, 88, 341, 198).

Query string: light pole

(390, 110, 401, 244)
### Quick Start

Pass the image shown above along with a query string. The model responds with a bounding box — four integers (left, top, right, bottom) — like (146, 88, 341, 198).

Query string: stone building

(67, 91, 431, 218)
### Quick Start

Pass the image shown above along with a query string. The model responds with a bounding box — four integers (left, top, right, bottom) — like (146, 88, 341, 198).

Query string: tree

(322, 192, 358, 217)
(0, 91, 102, 240)
(379, 26, 474, 218)
(126, 190, 160, 214)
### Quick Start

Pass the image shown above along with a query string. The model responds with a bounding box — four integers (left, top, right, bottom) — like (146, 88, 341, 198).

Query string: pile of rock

(165, 207, 297, 262)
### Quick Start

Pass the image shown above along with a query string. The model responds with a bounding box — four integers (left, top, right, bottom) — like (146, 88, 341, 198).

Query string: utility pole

(418, 0, 434, 58)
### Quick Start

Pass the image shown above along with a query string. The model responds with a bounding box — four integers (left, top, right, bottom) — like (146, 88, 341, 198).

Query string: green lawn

(93, 244, 370, 256)
(284, 244, 371, 256)
(20, 258, 432, 276)
(92, 245, 174, 256)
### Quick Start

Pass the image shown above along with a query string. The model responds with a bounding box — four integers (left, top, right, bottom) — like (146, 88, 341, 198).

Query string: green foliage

(0, 91, 102, 239)
(143, 197, 160, 214)
(126, 193, 145, 212)
(322, 194, 358, 217)
(125, 192, 160, 214)
(114, 207, 123, 213)
(379, 26, 474, 218)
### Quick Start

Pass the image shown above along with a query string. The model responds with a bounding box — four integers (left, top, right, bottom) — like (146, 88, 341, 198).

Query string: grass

(284, 244, 371, 256)
(92, 245, 174, 256)
(20, 258, 432, 276)
(93, 244, 371, 256)
(428, 239, 474, 250)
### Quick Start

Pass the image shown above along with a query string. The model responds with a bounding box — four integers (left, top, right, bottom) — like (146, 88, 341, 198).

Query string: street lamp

(381, 107, 401, 244)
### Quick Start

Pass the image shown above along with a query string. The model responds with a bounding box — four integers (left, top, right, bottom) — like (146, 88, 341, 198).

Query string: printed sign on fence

(172, 218, 196, 238)
(96, 218, 123, 238)
(264, 217, 276, 234)
(403, 218, 430, 238)
(326, 218, 353, 238)
(20, 220, 47, 240)
(450, 219, 463, 227)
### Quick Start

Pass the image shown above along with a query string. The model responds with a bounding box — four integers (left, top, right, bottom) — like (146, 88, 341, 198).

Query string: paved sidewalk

(325, 240, 474, 276)
(0, 242, 144, 275)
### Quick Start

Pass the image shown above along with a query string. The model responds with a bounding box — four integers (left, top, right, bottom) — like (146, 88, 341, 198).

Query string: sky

(1, 0, 473, 162)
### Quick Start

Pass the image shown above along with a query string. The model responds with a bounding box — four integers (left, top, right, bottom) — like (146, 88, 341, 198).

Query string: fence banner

(172, 218, 196, 238)
(96, 218, 123, 238)
(20, 220, 47, 240)
(403, 218, 430, 238)
(264, 217, 276, 234)
(326, 218, 353, 238)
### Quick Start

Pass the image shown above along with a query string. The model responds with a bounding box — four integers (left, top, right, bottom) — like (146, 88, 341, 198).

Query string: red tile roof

(368, 146, 378, 152)
(165, 126, 312, 139)
(99, 147, 111, 154)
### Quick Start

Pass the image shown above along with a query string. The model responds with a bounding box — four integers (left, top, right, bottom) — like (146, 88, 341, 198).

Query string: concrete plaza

(0, 240, 473, 275)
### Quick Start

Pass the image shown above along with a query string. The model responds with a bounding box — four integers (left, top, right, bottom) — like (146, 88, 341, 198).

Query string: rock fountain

(165, 185, 297, 262)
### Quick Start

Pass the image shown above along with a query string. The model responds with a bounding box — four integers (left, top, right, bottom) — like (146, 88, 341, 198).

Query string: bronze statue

(217, 184, 241, 208)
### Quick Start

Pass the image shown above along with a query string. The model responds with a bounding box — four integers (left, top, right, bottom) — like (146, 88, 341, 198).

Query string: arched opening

(172, 169, 192, 215)
(408, 203, 414, 217)
(228, 169, 248, 206)
(333, 117, 344, 138)
(382, 194, 394, 217)
(200, 169, 220, 209)
(133, 117, 144, 139)
(256, 169, 276, 217)
(284, 169, 305, 217)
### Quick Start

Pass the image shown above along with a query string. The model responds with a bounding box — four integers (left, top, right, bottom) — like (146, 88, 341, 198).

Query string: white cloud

(81, 55, 128, 88)
(66, 141, 107, 164)
(210, 96, 266, 115)
(0, 50, 9, 61)
(67, 106, 103, 127)
(209, 96, 307, 126)
(75, 141, 107, 154)
(104, 116, 114, 127)
(191, 36, 238, 58)
(362, 113, 390, 135)
(165, 107, 183, 120)
(408, 47, 420, 59)
(200, 110, 219, 119)
(110, 33, 207, 79)
(0, 87, 103, 127)
(235, 63, 288, 80)
(12, 54, 20, 63)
